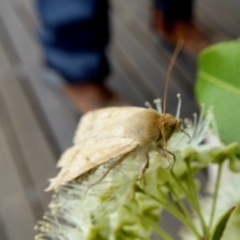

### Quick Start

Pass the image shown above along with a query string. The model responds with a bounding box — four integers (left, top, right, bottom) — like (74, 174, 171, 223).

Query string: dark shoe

(42, 66, 130, 113)
(151, 8, 211, 54)
(62, 82, 130, 113)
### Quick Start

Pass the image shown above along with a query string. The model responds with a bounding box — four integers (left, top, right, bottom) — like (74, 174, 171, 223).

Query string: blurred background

(0, 0, 239, 239)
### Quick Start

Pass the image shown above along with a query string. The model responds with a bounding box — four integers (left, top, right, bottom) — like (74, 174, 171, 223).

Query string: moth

(47, 106, 182, 190)
(46, 39, 184, 191)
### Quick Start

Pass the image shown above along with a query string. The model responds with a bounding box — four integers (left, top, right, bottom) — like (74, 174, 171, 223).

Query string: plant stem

(167, 183, 192, 221)
(166, 182, 204, 239)
(171, 167, 206, 231)
(149, 192, 202, 239)
(170, 170, 192, 201)
(185, 161, 208, 237)
(208, 163, 223, 232)
(141, 215, 174, 240)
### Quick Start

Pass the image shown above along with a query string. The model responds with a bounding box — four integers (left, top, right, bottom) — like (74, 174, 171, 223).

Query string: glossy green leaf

(209, 207, 234, 240)
(195, 40, 240, 153)
(220, 204, 240, 240)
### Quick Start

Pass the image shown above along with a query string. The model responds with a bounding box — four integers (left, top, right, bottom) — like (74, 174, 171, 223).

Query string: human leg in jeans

(36, 0, 209, 113)
(36, 0, 127, 112)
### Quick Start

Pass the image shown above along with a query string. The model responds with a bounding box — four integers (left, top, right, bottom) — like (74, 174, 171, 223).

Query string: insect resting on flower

(46, 39, 184, 191)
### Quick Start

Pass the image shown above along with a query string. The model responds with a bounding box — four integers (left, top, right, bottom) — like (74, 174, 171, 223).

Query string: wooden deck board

(0, 0, 78, 153)
(0, 39, 57, 210)
(107, 58, 147, 106)
(111, 40, 157, 101)
(113, 0, 197, 87)
(0, 124, 35, 240)
(0, 88, 44, 221)
(112, 13, 198, 117)
(198, 0, 240, 38)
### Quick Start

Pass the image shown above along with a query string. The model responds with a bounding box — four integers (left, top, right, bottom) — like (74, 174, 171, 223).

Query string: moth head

(159, 114, 182, 141)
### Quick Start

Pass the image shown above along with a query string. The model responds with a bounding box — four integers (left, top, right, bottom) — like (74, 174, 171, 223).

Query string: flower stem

(185, 161, 208, 237)
(208, 163, 223, 232)
(166, 182, 203, 238)
(149, 191, 201, 239)
(166, 182, 192, 221)
(170, 169, 201, 215)
(141, 215, 174, 240)
(170, 170, 191, 199)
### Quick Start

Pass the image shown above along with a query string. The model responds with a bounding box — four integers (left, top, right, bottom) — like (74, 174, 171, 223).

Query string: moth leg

(139, 153, 149, 185)
(85, 152, 130, 193)
(159, 146, 176, 167)
(161, 122, 169, 161)
(160, 123, 176, 167)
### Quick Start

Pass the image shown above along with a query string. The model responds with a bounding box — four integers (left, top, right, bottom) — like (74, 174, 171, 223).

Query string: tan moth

(46, 39, 184, 191)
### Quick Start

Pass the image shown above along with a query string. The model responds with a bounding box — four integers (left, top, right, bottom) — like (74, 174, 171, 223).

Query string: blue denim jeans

(36, 0, 193, 84)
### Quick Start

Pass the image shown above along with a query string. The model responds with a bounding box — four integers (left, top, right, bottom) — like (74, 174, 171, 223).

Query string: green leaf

(220, 204, 240, 240)
(195, 40, 240, 153)
(209, 207, 235, 240)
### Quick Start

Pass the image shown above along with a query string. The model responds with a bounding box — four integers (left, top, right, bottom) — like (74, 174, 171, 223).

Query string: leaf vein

(199, 71, 240, 97)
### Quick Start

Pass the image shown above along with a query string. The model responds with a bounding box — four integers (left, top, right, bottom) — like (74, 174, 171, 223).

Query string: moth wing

(47, 136, 139, 191)
(74, 107, 145, 143)
(58, 117, 131, 168)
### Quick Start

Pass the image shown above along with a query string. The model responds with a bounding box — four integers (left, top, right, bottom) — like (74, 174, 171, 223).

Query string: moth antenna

(145, 101, 153, 109)
(163, 38, 184, 114)
(175, 93, 182, 119)
(153, 98, 162, 113)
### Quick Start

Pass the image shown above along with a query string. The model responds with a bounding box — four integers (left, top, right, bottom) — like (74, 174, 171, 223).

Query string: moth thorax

(124, 110, 161, 145)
